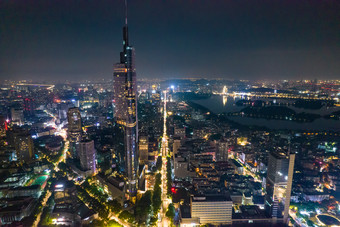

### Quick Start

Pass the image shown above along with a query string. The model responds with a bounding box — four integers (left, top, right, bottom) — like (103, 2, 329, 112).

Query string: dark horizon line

(1, 77, 339, 84)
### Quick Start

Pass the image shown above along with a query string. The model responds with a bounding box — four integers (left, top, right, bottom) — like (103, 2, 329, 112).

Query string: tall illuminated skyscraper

(23, 98, 35, 116)
(15, 132, 34, 163)
(10, 106, 24, 126)
(113, 0, 138, 199)
(79, 139, 96, 175)
(113, 63, 127, 125)
(67, 107, 82, 158)
(265, 151, 295, 224)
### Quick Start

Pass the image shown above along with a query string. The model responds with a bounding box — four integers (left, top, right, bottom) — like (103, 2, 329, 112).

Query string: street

(33, 190, 52, 227)
(159, 90, 172, 227)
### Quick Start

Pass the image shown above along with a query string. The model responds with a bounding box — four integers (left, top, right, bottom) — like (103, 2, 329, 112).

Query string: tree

(118, 210, 134, 223)
(156, 156, 162, 171)
(306, 220, 314, 226)
(98, 209, 109, 220)
(150, 216, 158, 226)
(166, 157, 172, 195)
(136, 190, 152, 224)
(155, 173, 161, 186)
(58, 162, 67, 172)
(108, 199, 122, 214)
(166, 203, 176, 223)
(107, 220, 123, 227)
(89, 219, 105, 227)
(152, 185, 162, 214)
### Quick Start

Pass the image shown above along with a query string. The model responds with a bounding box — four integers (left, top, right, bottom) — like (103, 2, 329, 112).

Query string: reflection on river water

(192, 95, 340, 131)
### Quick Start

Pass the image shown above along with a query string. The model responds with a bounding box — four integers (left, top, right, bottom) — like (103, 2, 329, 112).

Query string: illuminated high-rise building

(265, 151, 295, 224)
(113, 0, 138, 198)
(138, 135, 148, 164)
(0, 115, 7, 137)
(23, 98, 35, 116)
(10, 106, 24, 126)
(67, 107, 82, 158)
(13, 130, 33, 163)
(113, 63, 127, 125)
(79, 139, 96, 175)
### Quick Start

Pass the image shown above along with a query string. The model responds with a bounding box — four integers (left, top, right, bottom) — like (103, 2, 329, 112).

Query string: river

(192, 95, 340, 131)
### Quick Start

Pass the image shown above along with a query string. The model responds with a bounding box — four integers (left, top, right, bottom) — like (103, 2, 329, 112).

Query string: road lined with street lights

(158, 90, 172, 227)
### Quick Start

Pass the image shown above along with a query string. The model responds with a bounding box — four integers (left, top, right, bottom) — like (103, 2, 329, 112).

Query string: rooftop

(192, 194, 232, 202)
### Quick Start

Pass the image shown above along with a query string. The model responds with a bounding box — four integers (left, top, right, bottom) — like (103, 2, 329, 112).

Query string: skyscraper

(23, 98, 35, 116)
(10, 106, 24, 126)
(13, 130, 34, 163)
(67, 107, 82, 158)
(265, 151, 295, 223)
(79, 139, 96, 175)
(113, 0, 138, 198)
(138, 135, 148, 164)
(216, 140, 229, 162)
(113, 63, 127, 125)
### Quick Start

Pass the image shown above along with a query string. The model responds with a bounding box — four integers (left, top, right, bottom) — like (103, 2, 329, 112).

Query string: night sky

(1, 0, 339, 81)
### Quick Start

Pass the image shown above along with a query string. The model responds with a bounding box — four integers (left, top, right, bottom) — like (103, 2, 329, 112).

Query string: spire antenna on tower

(124, 0, 128, 26)
(122, 0, 129, 50)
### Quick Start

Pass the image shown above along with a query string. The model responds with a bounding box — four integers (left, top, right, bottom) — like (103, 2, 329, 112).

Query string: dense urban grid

(1, 2, 340, 227)
(1, 76, 340, 226)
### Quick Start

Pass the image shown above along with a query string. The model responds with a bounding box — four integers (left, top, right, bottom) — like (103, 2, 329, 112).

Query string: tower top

(125, 0, 128, 27)
(120, 0, 129, 63)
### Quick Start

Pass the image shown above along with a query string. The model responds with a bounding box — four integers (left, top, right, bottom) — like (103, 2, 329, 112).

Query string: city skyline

(1, 0, 340, 81)
(0, 1, 340, 226)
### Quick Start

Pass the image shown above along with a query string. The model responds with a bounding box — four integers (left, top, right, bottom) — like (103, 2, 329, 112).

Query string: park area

(26, 175, 49, 189)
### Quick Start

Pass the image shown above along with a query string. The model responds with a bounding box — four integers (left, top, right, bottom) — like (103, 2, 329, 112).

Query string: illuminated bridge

(16, 83, 55, 90)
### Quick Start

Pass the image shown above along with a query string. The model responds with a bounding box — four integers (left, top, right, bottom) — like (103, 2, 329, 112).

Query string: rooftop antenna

(122, 0, 129, 49)
(124, 0, 128, 26)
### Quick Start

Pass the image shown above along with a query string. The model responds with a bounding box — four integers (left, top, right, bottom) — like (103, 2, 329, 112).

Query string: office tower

(216, 140, 228, 162)
(67, 107, 82, 158)
(113, 1, 138, 198)
(113, 63, 127, 125)
(54, 181, 77, 205)
(0, 115, 6, 137)
(173, 139, 181, 156)
(52, 181, 78, 225)
(191, 194, 233, 225)
(58, 103, 70, 121)
(79, 139, 96, 175)
(151, 91, 161, 104)
(14, 132, 34, 163)
(138, 135, 148, 164)
(10, 106, 24, 125)
(58, 103, 67, 120)
(148, 137, 158, 162)
(174, 127, 185, 139)
(23, 98, 35, 116)
(283, 153, 295, 224)
(67, 107, 82, 139)
(265, 151, 295, 222)
(99, 93, 113, 108)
